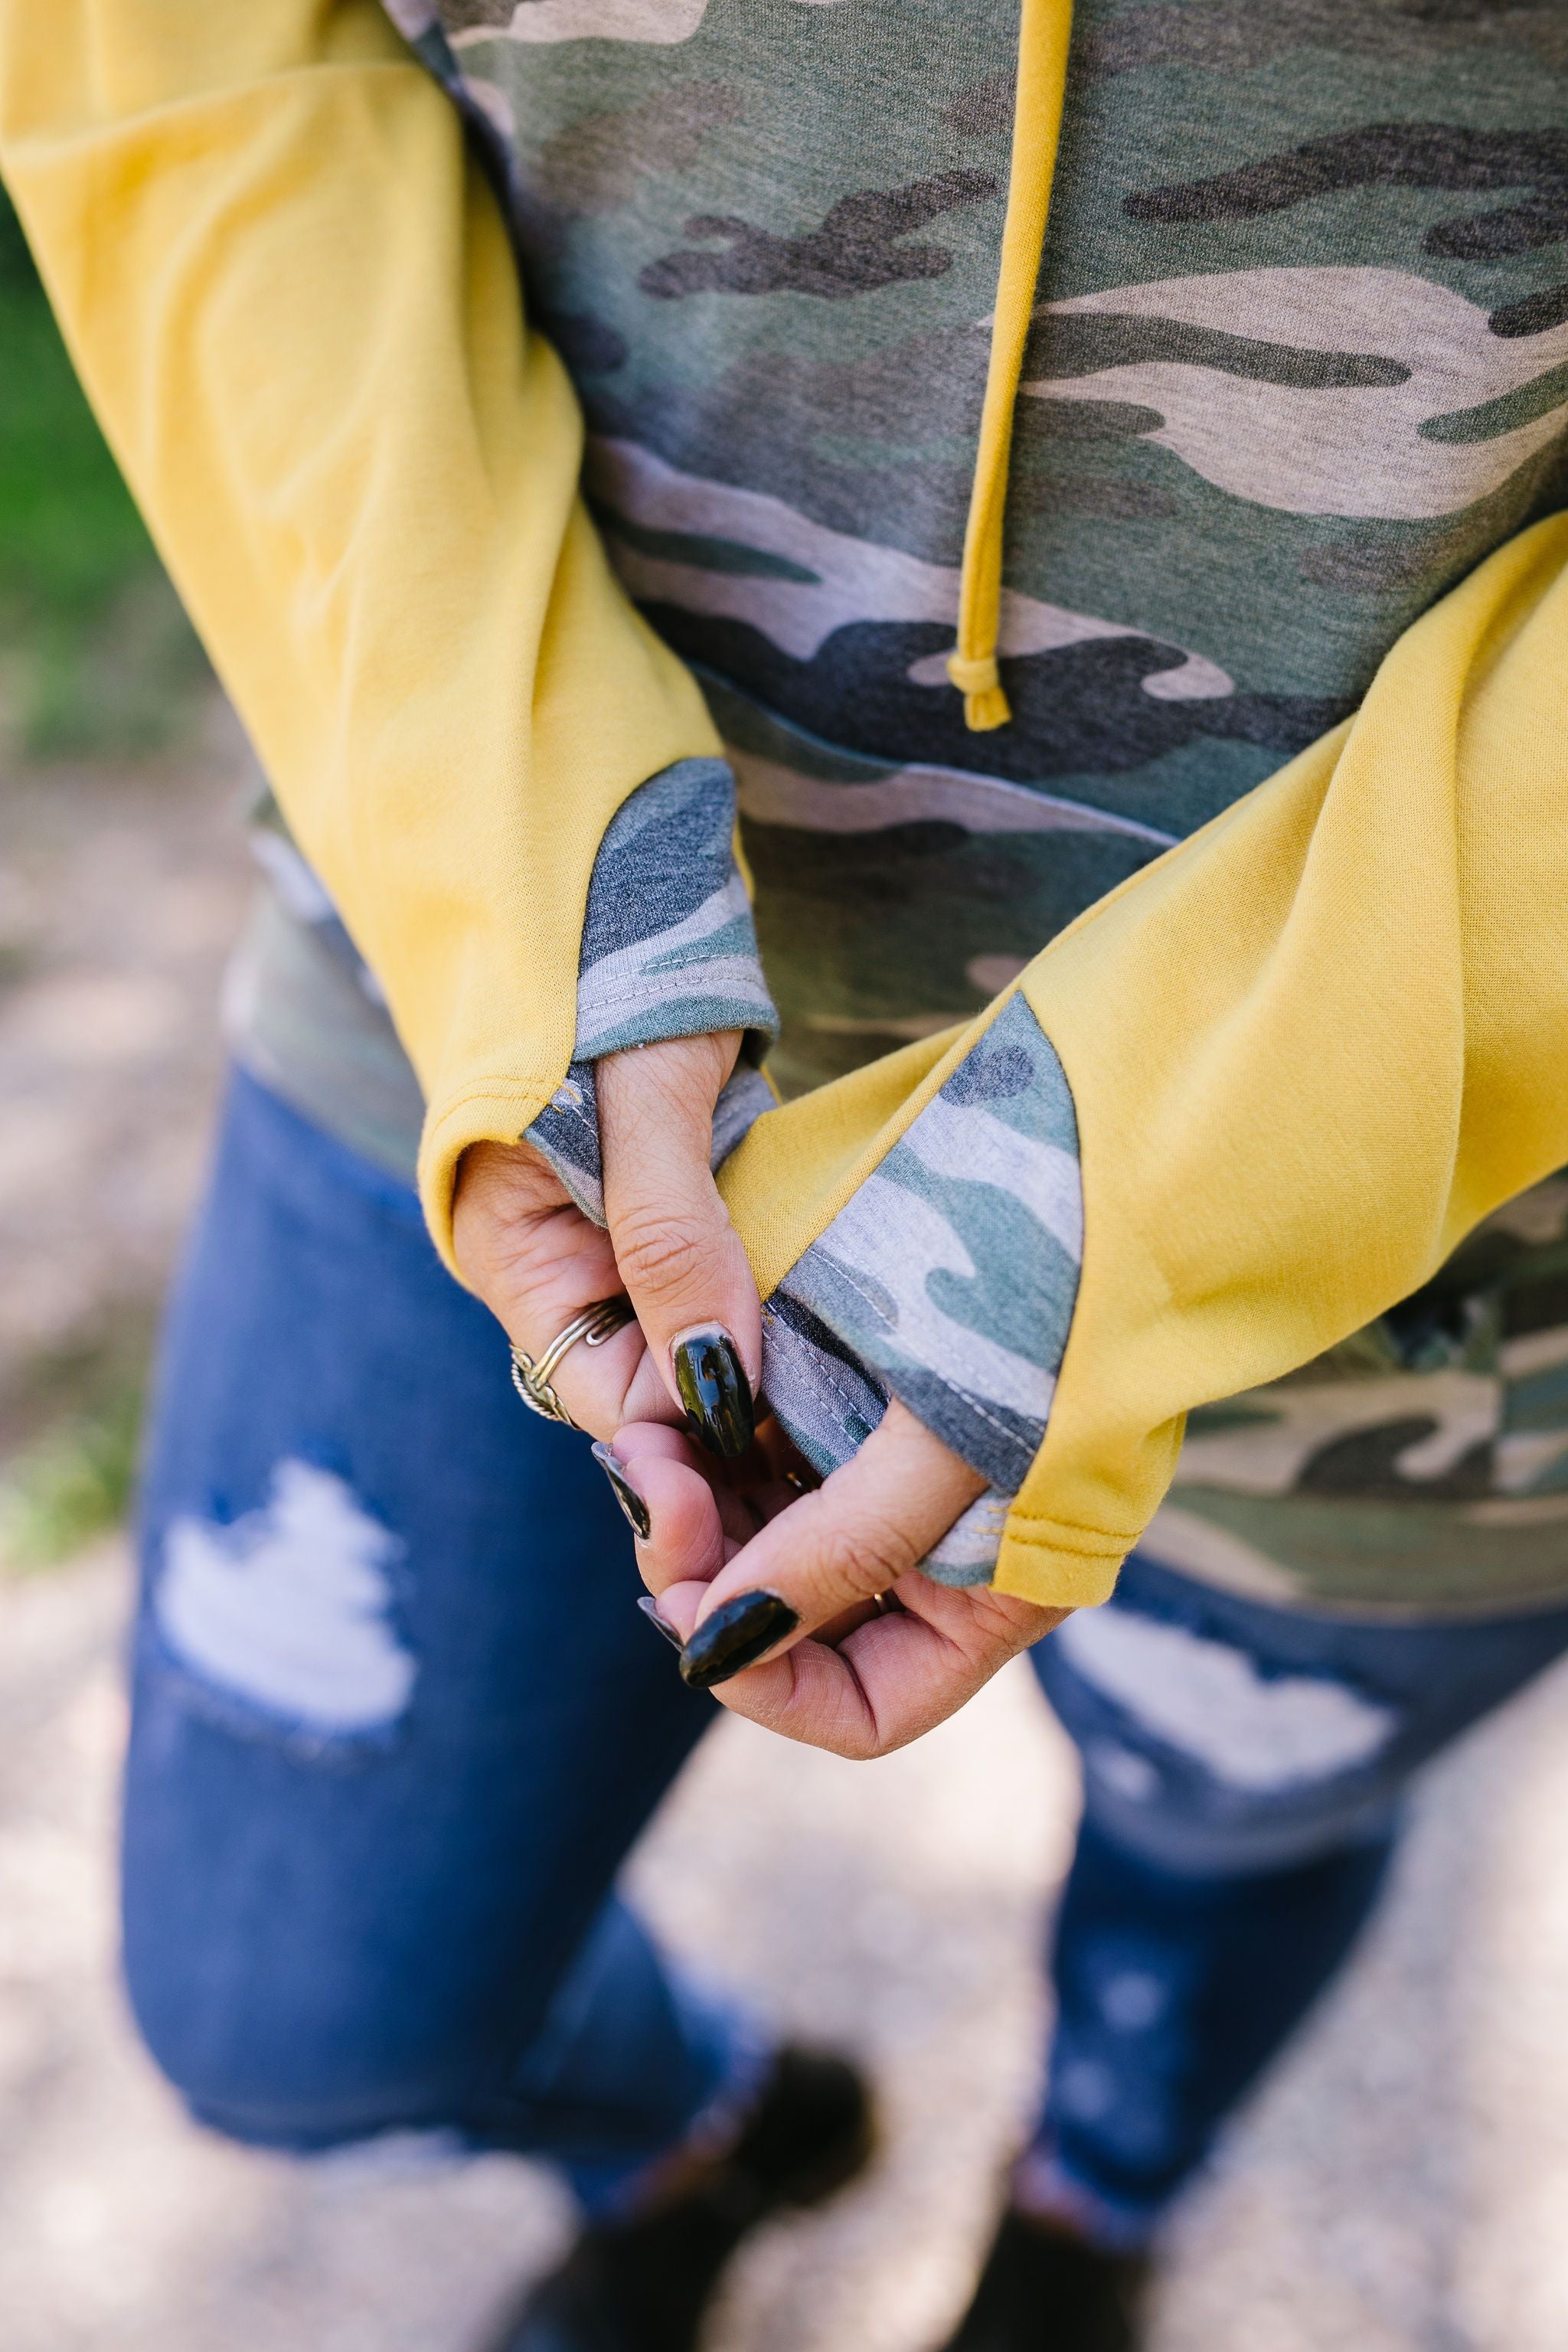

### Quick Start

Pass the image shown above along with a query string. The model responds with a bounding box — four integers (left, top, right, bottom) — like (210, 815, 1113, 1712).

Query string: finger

(622, 1404, 1069, 1758)
(597, 1034, 762, 1461)
(452, 1142, 673, 1438)
(705, 1581, 1066, 1758)
(641, 1405, 985, 1701)
(609, 1423, 799, 1601)
(656, 1402, 986, 1680)
(605, 1426, 729, 1589)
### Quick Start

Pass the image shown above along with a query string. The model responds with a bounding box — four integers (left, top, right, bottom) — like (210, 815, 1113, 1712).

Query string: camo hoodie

(8, 0, 1568, 1609)
(387, 0, 1568, 1600)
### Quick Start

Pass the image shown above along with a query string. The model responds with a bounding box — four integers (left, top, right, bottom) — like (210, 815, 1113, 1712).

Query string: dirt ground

(0, 698, 251, 1456)
(3, 710, 1568, 2352)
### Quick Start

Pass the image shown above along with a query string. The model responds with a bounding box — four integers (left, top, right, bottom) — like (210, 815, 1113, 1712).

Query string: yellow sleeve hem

(723, 514, 1568, 1603)
(991, 1524, 1129, 1611)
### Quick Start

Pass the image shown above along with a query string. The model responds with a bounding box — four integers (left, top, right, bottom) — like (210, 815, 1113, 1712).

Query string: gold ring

(511, 1296, 636, 1429)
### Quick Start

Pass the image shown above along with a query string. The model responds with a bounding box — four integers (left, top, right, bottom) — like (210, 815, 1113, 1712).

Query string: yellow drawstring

(947, 0, 1074, 730)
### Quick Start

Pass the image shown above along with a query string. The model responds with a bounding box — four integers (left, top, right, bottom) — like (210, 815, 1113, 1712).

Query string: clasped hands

(454, 1031, 1064, 1756)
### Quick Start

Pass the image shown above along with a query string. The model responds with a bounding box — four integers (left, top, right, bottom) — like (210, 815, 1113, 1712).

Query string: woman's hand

(452, 1030, 760, 1444)
(616, 1401, 1068, 1757)
(456, 1033, 1067, 1755)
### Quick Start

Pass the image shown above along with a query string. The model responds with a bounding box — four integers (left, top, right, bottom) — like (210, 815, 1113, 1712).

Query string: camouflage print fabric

(768, 993, 1079, 1455)
(226, 808, 430, 1182)
(1145, 1178, 1568, 1619)
(229, 0, 1568, 1606)
(523, 776, 1080, 1577)
(522, 756, 777, 1218)
(760, 991, 1082, 1585)
(560, 759, 775, 1063)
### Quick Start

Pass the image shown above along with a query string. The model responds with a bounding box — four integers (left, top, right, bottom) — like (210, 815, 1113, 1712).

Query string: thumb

(666, 1401, 985, 1676)
(597, 1032, 762, 1459)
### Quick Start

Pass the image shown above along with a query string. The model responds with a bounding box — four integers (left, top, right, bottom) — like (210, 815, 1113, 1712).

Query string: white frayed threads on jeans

(155, 1459, 416, 1736)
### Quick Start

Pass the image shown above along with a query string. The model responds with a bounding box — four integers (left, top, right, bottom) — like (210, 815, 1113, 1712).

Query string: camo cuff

(524, 757, 780, 1217)
(528, 776, 1083, 1586)
(760, 993, 1083, 1585)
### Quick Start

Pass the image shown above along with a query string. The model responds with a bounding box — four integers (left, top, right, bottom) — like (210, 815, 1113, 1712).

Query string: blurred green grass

(0, 185, 206, 757)
(0, 1353, 146, 1575)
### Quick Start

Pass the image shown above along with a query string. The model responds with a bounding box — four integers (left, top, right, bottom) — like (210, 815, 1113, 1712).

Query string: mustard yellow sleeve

(0, 0, 720, 1262)
(719, 515, 1568, 1609)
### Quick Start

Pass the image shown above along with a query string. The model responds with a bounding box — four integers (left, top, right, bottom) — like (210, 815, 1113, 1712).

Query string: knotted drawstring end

(946, 649, 1012, 732)
(965, 684, 1012, 730)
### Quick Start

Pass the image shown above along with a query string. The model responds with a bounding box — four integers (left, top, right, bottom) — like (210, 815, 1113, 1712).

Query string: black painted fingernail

(679, 1589, 799, 1690)
(636, 1594, 684, 1651)
(671, 1327, 754, 1459)
(592, 1442, 652, 1540)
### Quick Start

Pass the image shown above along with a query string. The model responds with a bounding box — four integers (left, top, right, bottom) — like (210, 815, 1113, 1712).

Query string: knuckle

(459, 1206, 557, 1299)
(453, 1151, 554, 1257)
(813, 1512, 913, 1603)
(611, 1203, 714, 1297)
(456, 1138, 546, 1210)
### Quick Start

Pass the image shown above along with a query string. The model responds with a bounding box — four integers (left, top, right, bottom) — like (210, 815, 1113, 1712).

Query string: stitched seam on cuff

(812, 1253, 1041, 1461)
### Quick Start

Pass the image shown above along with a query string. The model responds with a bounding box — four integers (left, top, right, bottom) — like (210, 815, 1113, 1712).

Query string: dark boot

(934, 2210, 1150, 2352)
(482, 2047, 874, 2352)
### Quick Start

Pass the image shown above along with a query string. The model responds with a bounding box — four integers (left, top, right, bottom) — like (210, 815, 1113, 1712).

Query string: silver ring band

(511, 1295, 636, 1429)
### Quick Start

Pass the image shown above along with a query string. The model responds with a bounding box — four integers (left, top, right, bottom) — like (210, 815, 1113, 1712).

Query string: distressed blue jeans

(124, 1070, 1568, 2236)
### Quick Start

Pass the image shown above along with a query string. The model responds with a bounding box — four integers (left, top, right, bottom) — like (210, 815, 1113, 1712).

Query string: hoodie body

(8, 0, 1568, 1609)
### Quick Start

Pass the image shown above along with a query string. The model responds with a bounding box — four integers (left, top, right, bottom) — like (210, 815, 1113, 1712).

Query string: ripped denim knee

(1037, 1586, 1403, 1875)
(142, 1455, 416, 1762)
